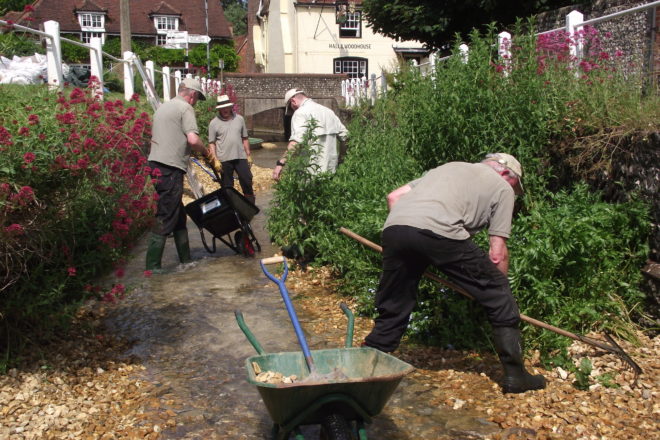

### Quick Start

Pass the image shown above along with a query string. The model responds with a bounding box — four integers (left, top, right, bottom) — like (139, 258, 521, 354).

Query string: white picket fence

(0, 19, 223, 112)
(341, 1, 660, 107)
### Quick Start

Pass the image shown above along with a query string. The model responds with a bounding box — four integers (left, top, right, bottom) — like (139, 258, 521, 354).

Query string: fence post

(162, 66, 171, 101)
(123, 51, 135, 101)
(89, 36, 104, 98)
(145, 60, 155, 90)
(498, 31, 512, 76)
(566, 10, 584, 61)
(43, 20, 63, 89)
(174, 70, 182, 91)
(370, 73, 377, 105)
(380, 72, 387, 98)
(459, 44, 469, 64)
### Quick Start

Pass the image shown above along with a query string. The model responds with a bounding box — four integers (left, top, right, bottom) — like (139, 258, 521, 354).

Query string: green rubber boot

(173, 229, 192, 264)
(145, 233, 167, 272)
(492, 326, 546, 394)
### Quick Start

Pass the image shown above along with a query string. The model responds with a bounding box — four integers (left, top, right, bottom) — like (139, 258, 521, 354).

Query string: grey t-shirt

(208, 114, 248, 162)
(384, 162, 515, 239)
(148, 96, 199, 171)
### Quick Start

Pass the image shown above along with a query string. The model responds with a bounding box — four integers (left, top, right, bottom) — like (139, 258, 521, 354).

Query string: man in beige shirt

(364, 153, 545, 394)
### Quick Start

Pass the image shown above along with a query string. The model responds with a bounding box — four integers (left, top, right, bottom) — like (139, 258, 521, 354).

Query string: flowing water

(102, 145, 500, 439)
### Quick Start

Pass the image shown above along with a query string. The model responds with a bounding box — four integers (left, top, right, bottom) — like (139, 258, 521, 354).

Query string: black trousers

(221, 159, 254, 197)
(364, 225, 520, 352)
(149, 161, 187, 236)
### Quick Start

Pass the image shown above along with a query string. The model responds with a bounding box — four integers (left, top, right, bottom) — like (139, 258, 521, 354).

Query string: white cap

(486, 153, 524, 194)
(181, 78, 206, 100)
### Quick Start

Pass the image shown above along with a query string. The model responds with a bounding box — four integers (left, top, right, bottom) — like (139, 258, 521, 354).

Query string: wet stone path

(102, 146, 499, 439)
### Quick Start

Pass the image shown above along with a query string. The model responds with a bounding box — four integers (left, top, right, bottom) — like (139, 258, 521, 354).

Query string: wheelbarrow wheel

(320, 413, 355, 440)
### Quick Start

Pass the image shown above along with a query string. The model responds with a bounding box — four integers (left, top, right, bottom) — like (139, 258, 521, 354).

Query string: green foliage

(224, 1, 248, 36)
(60, 35, 89, 64)
(268, 25, 653, 356)
(0, 32, 42, 57)
(189, 42, 239, 78)
(361, 0, 588, 49)
(573, 358, 593, 390)
(0, 84, 154, 366)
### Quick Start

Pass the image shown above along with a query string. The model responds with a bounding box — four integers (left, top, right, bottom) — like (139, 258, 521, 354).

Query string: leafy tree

(361, 0, 592, 49)
(0, 0, 32, 13)
(223, 0, 247, 36)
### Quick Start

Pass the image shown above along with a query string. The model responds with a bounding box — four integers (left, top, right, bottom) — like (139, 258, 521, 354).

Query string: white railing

(0, 19, 224, 111)
(342, 1, 660, 106)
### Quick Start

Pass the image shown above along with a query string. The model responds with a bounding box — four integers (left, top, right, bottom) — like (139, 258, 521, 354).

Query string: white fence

(341, 1, 660, 107)
(0, 19, 224, 113)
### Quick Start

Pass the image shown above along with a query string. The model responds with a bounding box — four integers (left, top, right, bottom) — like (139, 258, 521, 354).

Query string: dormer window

(77, 12, 105, 44)
(154, 15, 179, 45)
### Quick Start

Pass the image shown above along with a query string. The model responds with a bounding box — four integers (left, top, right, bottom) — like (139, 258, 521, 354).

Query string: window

(334, 57, 367, 79)
(156, 34, 167, 46)
(77, 12, 104, 44)
(79, 13, 103, 29)
(339, 12, 361, 38)
(81, 32, 103, 44)
(155, 16, 178, 32)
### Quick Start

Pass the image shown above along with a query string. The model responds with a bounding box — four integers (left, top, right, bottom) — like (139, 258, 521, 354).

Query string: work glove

(247, 155, 253, 168)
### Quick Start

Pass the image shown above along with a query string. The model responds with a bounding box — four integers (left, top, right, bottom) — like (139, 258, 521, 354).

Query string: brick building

(4, 0, 232, 46)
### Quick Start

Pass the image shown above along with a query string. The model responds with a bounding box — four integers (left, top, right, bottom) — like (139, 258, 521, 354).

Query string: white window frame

(334, 57, 368, 79)
(339, 12, 361, 38)
(77, 12, 105, 44)
(154, 16, 179, 33)
(81, 31, 104, 44)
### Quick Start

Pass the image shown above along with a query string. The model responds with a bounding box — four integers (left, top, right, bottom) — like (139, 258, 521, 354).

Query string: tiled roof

(4, 0, 231, 39)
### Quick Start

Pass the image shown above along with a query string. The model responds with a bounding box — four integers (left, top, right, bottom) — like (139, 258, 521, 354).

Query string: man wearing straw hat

(146, 78, 208, 272)
(207, 95, 255, 204)
(363, 153, 546, 394)
(273, 88, 347, 180)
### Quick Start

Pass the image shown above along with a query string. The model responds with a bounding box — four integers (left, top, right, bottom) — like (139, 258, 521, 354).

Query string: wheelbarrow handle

(260, 257, 316, 374)
(234, 310, 266, 355)
(340, 303, 355, 348)
(261, 256, 286, 265)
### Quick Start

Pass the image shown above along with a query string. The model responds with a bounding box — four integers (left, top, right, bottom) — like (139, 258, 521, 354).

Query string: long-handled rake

(339, 227, 643, 380)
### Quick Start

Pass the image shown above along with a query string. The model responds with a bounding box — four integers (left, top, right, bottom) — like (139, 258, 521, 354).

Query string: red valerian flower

(28, 114, 39, 125)
(67, 267, 77, 276)
(18, 126, 29, 136)
(5, 223, 25, 235)
(23, 152, 36, 164)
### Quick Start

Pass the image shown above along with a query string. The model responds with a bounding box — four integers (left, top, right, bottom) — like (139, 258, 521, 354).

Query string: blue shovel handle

(260, 256, 316, 374)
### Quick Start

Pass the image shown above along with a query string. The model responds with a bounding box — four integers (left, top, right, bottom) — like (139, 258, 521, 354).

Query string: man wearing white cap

(146, 78, 208, 272)
(273, 89, 348, 180)
(363, 154, 546, 394)
(207, 95, 255, 204)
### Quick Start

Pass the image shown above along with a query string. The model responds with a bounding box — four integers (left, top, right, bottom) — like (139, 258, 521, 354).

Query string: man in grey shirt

(146, 78, 208, 272)
(208, 95, 255, 204)
(364, 153, 545, 394)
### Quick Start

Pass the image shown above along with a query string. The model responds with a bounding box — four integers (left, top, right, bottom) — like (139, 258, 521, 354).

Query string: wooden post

(123, 51, 134, 101)
(163, 66, 171, 102)
(498, 31, 512, 76)
(459, 44, 469, 64)
(120, 0, 131, 55)
(89, 36, 104, 98)
(567, 10, 584, 61)
(174, 70, 182, 91)
(43, 20, 63, 89)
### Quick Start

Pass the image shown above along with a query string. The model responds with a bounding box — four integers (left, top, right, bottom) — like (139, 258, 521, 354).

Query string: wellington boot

(492, 326, 546, 394)
(173, 229, 192, 264)
(145, 233, 167, 271)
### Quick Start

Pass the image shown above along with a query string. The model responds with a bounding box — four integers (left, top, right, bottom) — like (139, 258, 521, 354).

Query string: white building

(252, 0, 430, 78)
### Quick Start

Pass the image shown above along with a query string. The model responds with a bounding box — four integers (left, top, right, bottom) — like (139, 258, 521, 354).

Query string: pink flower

(28, 114, 39, 125)
(115, 267, 125, 278)
(23, 152, 36, 164)
(143, 270, 153, 278)
(67, 267, 77, 276)
(5, 223, 25, 235)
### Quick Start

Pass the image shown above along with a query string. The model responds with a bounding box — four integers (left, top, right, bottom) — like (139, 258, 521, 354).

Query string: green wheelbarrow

(234, 256, 414, 440)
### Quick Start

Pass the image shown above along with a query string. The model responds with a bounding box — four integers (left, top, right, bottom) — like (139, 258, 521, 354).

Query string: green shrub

(0, 32, 42, 57)
(267, 24, 653, 355)
(0, 84, 154, 366)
